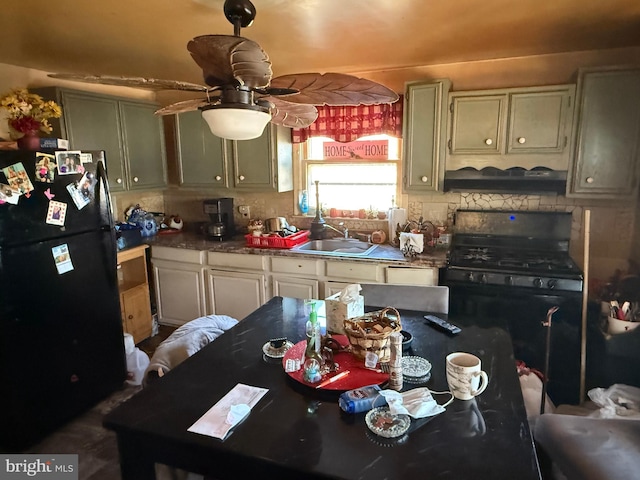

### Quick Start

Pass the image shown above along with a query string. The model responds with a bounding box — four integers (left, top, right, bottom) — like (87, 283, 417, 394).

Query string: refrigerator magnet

(78, 172, 97, 199)
(55, 151, 82, 175)
(35, 153, 56, 183)
(1, 162, 34, 196)
(0, 183, 20, 205)
(52, 243, 74, 275)
(66, 182, 89, 210)
(46, 200, 67, 226)
(80, 153, 93, 164)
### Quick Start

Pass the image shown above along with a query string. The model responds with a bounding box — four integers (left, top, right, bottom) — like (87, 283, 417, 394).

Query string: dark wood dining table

(104, 296, 541, 480)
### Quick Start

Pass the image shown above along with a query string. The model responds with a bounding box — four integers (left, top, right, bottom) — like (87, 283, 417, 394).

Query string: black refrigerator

(0, 149, 126, 451)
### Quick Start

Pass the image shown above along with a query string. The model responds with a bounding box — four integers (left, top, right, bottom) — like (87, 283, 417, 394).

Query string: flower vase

(17, 132, 40, 150)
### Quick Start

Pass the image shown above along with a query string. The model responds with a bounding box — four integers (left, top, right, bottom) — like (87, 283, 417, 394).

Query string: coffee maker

(203, 198, 235, 241)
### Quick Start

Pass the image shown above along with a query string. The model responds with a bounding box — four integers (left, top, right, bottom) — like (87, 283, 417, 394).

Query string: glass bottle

(305, 302, 321, 362)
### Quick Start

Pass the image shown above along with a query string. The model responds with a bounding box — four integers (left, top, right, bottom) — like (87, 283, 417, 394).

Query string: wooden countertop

(144, 231, 447, 268)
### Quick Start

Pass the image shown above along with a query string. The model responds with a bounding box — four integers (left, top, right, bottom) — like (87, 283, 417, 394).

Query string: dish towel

(400, 232, 424, 256)
(388, 208, 407, 246)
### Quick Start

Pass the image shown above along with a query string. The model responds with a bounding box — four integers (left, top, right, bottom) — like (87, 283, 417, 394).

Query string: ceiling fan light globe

(201, 106, 271, 140)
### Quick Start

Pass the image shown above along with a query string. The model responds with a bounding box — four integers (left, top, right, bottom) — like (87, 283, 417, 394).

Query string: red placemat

(282, 335, 389, 391)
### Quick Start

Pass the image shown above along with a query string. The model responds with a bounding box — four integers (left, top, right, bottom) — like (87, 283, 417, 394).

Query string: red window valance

(291, 96, 403, 144)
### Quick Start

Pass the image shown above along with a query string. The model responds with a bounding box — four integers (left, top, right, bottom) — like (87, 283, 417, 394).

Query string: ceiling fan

(50, 0, 399, 140)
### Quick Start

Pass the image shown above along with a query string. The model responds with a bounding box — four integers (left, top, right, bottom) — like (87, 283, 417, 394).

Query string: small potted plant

(0, 88, 62, 149)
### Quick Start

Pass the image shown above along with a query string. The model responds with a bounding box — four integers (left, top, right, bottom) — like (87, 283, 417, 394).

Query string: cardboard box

(325, 292, 364, 334)
(39, 138, 69, 150)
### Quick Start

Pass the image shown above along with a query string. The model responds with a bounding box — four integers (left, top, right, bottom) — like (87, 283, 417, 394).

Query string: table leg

(116, 434, 156, 480)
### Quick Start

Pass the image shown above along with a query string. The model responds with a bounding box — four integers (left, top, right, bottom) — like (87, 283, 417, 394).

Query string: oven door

(447, 281, 583, 405)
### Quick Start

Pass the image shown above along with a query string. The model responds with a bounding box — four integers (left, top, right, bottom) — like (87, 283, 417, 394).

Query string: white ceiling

(2, 0, 640, 93)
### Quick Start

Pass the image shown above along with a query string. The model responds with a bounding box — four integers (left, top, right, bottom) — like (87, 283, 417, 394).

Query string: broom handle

(580, 209, 591, 402)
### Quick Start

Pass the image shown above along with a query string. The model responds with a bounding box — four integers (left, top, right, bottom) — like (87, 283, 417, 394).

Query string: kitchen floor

(138, 324, 177, 358)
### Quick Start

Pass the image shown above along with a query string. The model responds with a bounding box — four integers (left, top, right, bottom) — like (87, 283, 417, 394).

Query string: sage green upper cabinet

(449, 95, 505, 155)
(119, 101, 167, 191)
(446, 85, 575, 171)
(176, 110, 228, 188)
(176, 112, 293, 192)
(567, 67, 640, 199)
(34, 87, 166, 193)
(402, 79, 451, 192)
(232, 125, 292, 191)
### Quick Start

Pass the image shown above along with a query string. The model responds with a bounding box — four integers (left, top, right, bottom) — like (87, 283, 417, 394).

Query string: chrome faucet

(325, 222, 349, 238)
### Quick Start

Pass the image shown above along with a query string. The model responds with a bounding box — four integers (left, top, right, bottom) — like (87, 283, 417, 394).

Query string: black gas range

(443, 210, 585, 405)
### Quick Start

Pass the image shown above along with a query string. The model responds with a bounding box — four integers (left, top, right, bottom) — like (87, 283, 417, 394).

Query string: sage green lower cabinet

(567, 67, 640, 198)
(402, 79, 451, 191)
(176, 111, 293, 192)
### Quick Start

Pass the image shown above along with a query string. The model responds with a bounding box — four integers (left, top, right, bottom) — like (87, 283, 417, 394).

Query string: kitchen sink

(292, 238, 379, 257)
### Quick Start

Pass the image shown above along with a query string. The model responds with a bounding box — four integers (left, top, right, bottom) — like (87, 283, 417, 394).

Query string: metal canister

(388, 332, 403, 391)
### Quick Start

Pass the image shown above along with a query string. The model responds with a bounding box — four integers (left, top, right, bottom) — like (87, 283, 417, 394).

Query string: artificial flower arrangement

(0, 88, 62, 139)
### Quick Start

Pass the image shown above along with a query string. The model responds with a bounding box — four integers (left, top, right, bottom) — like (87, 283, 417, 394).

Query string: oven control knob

(533, 278, 543, 288)
(505, 276, 514, 286)
(466, 272, 474, 282)
(547, 279, 557, 289)
(478, 274, 488, 284)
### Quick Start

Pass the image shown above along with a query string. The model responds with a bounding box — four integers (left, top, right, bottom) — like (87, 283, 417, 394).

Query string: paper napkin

(188, 383, 269, 440)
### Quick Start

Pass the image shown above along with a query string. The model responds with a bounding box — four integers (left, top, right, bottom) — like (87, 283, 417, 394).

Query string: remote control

(424, 315, 462, 335)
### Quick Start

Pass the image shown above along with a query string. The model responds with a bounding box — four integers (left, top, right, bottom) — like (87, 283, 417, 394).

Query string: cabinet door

(507, 90, 571, 153)
(231, 127, 275, 189)
(153, 263, 207, 326)
(176, 111, 229, 188)
(121, 284, 153, 344)
(272, 276, 319, 300)
(120, 101, 167, 190)
(207, 270, 266, 321)
(449, 95, 506, 154)
(568, 68, 640, 198)
(403, 80, 450, 191)
(59, 91, 127, 192)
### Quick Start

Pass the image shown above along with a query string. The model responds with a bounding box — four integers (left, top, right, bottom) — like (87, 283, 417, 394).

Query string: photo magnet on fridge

(1, 162, 35, 196)
(46, 200, 67, 226)
(80, 153, 93, 164)
(0, 182, 19, 205)
(55, 150, 82, 175)
(52, 243, 74, 275)
(66, 182, 89, 210)
(35, 152, 56, 183)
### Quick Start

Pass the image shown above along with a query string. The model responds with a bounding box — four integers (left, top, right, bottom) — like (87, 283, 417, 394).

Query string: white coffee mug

(446, 352, 489, 400)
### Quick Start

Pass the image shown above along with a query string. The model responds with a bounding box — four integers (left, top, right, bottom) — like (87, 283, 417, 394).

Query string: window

(302, 135, 400, 214)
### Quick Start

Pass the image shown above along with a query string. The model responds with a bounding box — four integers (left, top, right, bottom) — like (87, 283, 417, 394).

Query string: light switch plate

(238, 205, 250, 218)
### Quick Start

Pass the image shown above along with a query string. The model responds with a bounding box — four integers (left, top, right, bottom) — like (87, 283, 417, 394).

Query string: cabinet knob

(484, 138, 493, 145)
(586, 177, 594, 184)
(517, 137, 526, 144)
(420, 176, 428, 183)
(239, 175, 245, 181)
(133, 176, 139, 183)
(116, 178, 123, 184)
(215, 175, 222, 181)
(128, 315, 134, 320)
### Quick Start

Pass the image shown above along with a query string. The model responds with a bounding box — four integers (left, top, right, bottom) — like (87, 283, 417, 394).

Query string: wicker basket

(343, 307, 402, 363)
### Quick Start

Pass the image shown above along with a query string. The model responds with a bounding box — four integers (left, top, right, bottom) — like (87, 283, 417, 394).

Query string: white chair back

(359, 284, 449, 314)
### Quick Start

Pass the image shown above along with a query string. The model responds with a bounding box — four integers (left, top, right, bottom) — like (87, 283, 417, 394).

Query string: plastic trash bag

(587, 384, 640, 419)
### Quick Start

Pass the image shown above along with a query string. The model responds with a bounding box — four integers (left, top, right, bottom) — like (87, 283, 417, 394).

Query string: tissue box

(325, 292, 365, 334)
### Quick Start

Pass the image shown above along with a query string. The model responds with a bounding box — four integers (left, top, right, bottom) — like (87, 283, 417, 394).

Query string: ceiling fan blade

(154, 97, 217, 116)
(187, 34, 272, 89)
(48, 73, 208, 92)
(265, 97, 318, 128)
(269, 73, 399, 106)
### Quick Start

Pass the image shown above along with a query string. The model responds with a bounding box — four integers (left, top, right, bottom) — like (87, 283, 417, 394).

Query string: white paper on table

(187, 383, 269, 440)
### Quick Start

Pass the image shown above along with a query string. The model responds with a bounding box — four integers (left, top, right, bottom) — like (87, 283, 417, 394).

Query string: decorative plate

(401, 356, 432, 378)
(365, 407, 411, 438)
(262, 340, 294, 359)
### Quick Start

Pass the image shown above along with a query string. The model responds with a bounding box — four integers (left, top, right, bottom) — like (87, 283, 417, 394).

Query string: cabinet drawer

(208, 252, 266, 271)
(151, 246, 204, 264)
(386, 267, 437, 286)
(271, 257, 321, 276)
(326, 261, 382, 282)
